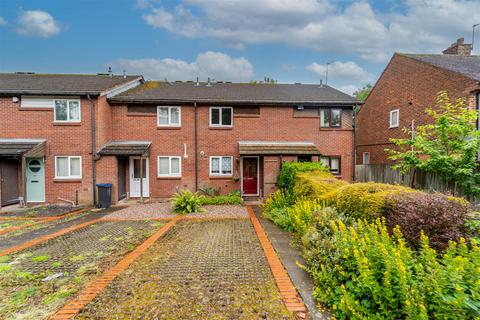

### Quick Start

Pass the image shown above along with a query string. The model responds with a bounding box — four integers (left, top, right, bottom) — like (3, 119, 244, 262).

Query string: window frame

(54, 156, 82, 179)
(157, 106, 181, 127)
(320, 108, 342, 128)
(209, 156, 233, 176)
(320, 156, 341, 175)
(209, 107, 233, 127)
(390, 109, 399, 128)
(363, 152, 370, 165)
(54, 99, 81, 123)
(157, 156, 182, 177)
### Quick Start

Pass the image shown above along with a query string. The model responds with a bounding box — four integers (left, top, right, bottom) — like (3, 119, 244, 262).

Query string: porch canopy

(97, 140, 151, 157)
(238, 141, 321, 155)
(0, 138, 46, 158)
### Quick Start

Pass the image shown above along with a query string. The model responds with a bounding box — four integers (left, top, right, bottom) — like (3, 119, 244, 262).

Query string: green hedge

(198, 191, 243, 205)
(293, 170, 348, 201)
(277, 162, 330, 192)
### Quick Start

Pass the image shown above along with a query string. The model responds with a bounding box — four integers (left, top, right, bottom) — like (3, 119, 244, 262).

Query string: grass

(31, 255, 50, 262)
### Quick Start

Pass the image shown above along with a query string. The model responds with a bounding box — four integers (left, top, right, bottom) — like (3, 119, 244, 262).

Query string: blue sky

(1, 0, 479, 94)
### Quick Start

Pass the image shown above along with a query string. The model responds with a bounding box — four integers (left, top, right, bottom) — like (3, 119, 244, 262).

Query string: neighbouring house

(356, 38, 480, 165)
(0, 73, 358, 207)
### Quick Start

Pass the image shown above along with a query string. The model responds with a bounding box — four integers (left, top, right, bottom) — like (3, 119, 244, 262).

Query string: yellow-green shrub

(286, 197, 324, 236)
(332, 182, 415, 220)
(293, 170, 347, 201)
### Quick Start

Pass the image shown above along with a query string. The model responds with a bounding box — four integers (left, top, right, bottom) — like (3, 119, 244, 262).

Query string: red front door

(242, 157, 258, 195)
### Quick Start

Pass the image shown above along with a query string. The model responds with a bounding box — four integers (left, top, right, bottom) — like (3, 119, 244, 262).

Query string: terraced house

(0, 73, 358, 207)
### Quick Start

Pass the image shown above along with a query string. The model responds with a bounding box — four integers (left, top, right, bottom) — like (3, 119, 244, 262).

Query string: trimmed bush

(198, 190, 243, 205)
(172, 189, 203, 214)
(293, 170, 347, 201)
(384, 192, 469, 250)
(277, 162, 329, 192)
(332, 182, 414, 220)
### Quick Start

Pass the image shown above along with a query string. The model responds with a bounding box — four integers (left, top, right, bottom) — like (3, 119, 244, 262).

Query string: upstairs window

(320, 156, 341, 175)
(210, 156, 233, 176)
(55, 156, 82, 179)
(320, 109, 341, 127)
(54, 99, 81, 122)
(390, 109, 399, 128)
(210, 107, 233, 126)
(157, 106, 181, 126)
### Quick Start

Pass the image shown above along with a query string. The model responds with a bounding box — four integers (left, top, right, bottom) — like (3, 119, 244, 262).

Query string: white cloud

(17, 10, 61, 38)
(0, 17, 7, 26)
(112, 51, 254, 82)
(306, 61, 374, 84)
(139, 0, 480, 62)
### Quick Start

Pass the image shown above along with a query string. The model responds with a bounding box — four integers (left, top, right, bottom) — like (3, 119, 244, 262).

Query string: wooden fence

(355, 164, 480, 205)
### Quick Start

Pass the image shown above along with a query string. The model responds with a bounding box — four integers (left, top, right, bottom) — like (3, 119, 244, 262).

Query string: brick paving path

(103, 202, 248, 220)
(76, 220, 293, 319)
(0, 220, 165, 319)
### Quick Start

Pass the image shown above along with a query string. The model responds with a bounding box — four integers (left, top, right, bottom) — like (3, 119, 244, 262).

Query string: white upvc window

(157, 156, 181, 177)
(157, 106, 181, 126)
(54, 99, 81, 122)
(390, 109, 399, 128)
(363, 152, 370, 164)
(55, 156, 82, 179)
(210, 156, 233, 176)
(320, 156, 341, 175)
(210, 107, 233, 127)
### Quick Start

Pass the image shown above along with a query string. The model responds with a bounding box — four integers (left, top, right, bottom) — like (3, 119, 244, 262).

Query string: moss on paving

(0, 220, 165, 320)
(77, 220, 293, 320)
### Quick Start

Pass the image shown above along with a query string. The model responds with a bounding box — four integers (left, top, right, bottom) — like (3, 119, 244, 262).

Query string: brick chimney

(442, 38, 472, 55)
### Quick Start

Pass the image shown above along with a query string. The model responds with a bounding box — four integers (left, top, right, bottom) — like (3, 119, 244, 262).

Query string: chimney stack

(442, 38, 472, 55)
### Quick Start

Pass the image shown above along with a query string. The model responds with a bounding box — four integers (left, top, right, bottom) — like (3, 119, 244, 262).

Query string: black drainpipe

(194, 101, 199, 191)
(353, 104, 358, 182)
(87, 95, 97, 206)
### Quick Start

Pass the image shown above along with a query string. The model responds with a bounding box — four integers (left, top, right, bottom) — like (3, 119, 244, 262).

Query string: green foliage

(333, 182, 414, 220)
(388, 91, 480, 196)
(198, 190, 243, 205)
(199, 184, 220, 196)
(171, 189, 203, 214)
(293, 170, 347, 201)
(277, 162, 329, 192)
(286, 198, 325, 236)
(305, 217, 480, 319)
(261, 190, 295, 230)
(353, 84, 372, 101)
(249, 76, 278, 84)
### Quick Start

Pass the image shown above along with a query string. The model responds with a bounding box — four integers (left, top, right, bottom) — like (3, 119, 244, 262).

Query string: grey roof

(109, 81, 358, 105)
(400, 54, 480, 81)
(238, 141, 321, 155)
(0, 73, 143, 95)
(97, 141, 151, 156)
(0, 139, 46, 157)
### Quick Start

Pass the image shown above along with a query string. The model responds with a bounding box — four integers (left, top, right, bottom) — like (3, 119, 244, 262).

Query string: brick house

(0, 73, 358, 207)
(356, 38, 480, 165)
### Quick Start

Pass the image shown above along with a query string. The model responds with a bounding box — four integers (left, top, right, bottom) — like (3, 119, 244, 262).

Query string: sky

(1, 0, 480, 95)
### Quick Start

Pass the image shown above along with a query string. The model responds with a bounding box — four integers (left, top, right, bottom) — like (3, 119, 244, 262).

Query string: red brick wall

(0, 96, 95, 205)
(356, 54, 479, 164)
(110, 104, 354, 198)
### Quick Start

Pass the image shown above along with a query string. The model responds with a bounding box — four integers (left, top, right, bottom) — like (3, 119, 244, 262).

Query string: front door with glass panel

(26, 158, 45, 202)
(129, 157, 149, 197)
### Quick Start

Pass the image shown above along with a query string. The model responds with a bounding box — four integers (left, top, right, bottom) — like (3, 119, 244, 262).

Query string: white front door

(129, 157, 149, 197)
(26, 158, 45, 202)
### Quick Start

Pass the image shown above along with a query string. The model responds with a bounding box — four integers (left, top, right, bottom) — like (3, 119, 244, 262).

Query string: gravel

(103, 202, 248, 220)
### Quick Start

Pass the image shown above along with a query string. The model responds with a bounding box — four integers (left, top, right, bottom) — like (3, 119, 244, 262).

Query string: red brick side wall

(109, 104, 354, 198)
(356, 54, 479, 164)
(0, 96, 95, 205)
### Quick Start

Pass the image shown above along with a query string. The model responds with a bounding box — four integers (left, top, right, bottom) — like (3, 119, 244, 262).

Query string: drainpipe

(87, 95, 97, 207)
(353, 104, 357, 182)
(194, 101, 199, 191)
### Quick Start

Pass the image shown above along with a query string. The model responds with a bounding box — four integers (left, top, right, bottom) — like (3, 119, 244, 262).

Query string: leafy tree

(250, 77, 278, 84)
(387, 91, 480, 196)
(353, 84, 372, 101)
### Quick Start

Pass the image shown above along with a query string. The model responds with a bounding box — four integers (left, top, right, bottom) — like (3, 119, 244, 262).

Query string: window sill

(53, 122, 81, 126)
(209, 126, 233, 130)
(53, 178, 82, 183)
(19, 107, 53, 111)
(157, 176, 182, 180)
(157, 126, 181, 130)
(389, 126, 399, 129)
(209, 175, 233, 180)
(127, 113, 156, 117)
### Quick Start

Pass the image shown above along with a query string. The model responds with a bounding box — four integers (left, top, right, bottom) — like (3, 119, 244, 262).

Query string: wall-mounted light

(183, 143, 188, 160)
(12, 97, 19, 103)
(296, 105, 304, 110)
